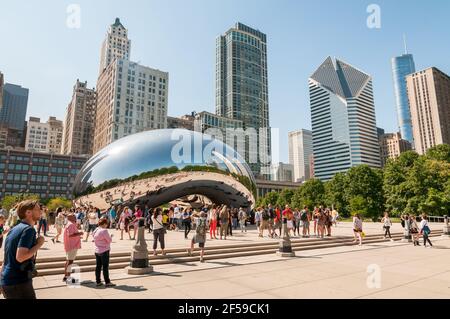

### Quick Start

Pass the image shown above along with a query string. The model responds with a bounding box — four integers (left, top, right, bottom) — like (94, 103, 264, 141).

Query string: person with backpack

(301, 206, 310, 238)
(410, 215, 420, 246)
(260, 207, 270, 237)
(420, 214, 433, 248)
(353, 214, 363, 246)
(187, 211, 208, 263)
(219, 206, 229, 240)
(254, 208, 262, 233)
(238, 207, 247, 233)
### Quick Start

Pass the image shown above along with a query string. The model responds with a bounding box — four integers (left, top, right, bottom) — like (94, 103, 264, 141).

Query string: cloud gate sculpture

(73, 129, 256, 210)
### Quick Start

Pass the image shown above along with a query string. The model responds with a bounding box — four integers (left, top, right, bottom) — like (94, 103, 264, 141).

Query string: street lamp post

(276, 218, 295, 257)
(401, 215, 412, 243)
(126, 217, 153, 274)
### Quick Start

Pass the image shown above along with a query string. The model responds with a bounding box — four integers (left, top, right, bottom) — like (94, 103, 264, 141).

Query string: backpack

(196, 218, 206, 236)
(300, 210, 308, 222)
(262, 210, 270, 221)
(269, 208, 275, 219)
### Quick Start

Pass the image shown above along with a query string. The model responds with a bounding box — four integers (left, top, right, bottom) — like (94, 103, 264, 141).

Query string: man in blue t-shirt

(0, 200, 44, 299)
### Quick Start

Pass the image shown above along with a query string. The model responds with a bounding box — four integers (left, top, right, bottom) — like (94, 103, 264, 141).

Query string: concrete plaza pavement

(2, 221, 450, 299)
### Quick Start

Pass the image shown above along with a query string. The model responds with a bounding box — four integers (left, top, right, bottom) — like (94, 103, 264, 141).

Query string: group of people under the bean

(0, 200, 435, 299)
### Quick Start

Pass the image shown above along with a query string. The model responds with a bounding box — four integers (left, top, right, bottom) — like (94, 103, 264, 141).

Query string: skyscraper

(94, 19, 169, 154)
(270, 162, 294, 182)
(25, 116, 63, 154)
(406, 67, 450, 155)
(62, 80, 97, 156)
(309, 57, 381, 181)
(216, 23, 271, 178)
(288, 129, 313, 182)
(0, 72, 4, 109)
(391, 52, 415, 144)
(99, 18, 131, 74)
(0, 83, 29, 132)
(379, 132, 412, 167)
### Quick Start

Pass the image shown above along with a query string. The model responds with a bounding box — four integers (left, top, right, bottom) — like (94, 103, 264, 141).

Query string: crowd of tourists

(0, 199, 436, 299)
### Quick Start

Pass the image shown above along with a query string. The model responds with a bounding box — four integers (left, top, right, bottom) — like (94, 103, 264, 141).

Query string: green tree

(1, 194, 40, 211)
(46, 197, 73, 212)
(291, 179, 325, 210)
(383, 151, 420, 216)
(264, 191, 280, 206)
(324, 172, 349, 216)
(345, 165, 384, 221)
(425, 144, 450, 163)
(276, 189, 294, 207)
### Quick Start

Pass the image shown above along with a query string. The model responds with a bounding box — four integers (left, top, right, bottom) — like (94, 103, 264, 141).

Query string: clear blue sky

(1, 0, 449, 162)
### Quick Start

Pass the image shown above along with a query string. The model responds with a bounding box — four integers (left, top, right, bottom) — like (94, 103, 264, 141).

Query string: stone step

(35, 233, 437, 277)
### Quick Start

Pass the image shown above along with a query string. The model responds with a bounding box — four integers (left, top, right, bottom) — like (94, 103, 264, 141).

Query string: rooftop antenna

(403, 34, 408, 54)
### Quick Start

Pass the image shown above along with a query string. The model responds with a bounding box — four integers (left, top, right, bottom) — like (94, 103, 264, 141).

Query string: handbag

(155, 218, 167, 234)
(422, 225, 431, 235)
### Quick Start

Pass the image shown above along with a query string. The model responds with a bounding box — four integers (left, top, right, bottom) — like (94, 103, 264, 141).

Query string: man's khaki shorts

(66, 249, 78, 261)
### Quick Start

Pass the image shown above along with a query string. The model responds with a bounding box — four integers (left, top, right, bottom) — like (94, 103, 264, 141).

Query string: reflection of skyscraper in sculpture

(216, 23, 271, 178)
(309, 57, 381, 181)
(391, 51, 415, 144)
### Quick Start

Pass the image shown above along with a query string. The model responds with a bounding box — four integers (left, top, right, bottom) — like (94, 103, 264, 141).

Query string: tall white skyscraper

(289, 129, 313, 182)
(99, 18, 131, 74)
(94, 19, 169, 154)
(309, 57, 380, 181)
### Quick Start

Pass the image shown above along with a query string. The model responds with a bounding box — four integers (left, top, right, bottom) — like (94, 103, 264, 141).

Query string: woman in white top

(84, 209, 99, 242)
(151, 207, 166, 256)
(352, 214, 363, 246)
(410, 215, 420, 246)
(420, 214, 433, 248)
(381, 212, 393, 241)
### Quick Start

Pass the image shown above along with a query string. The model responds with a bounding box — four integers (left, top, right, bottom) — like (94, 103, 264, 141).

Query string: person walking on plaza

(227, 207, 233, 236)
(37, 206, 49, 237)
(93, 218, 115, 287)
(187, 210, 208, 263)
(352, 214, 363, 246)
(209, 204, 218, 240)
(313, 207, 319, 237)
(238, 207, 247, 233)
(232, 208, 239, 230)
(0, 200, 44, 299)
(267, 204, 275, 238)
(301, 206, 310, 238)
(118, 206, 132, 240)
(331, 208, 339, 226)
(255, 207, 262, 234)
(219, 205, 229, 240)
(131, 205, 143, 240)
(420, 214, 433, 248)
(182, 207, 192, 239)
(381, 212, 393, 241)
(282, 205, 294, 237)
(51, 210, 66, 243)
(324, 209, 332, 237)
(273, 206, 282, 238)
(108, 206, 117, 229)
(63, 214, 83, 283)
(410, 215, 420, 246)
(293, 208, 301, 237)
(151, 208, 166, 256)
(260, 207, 269, 237)
(84, 209, 99, 242)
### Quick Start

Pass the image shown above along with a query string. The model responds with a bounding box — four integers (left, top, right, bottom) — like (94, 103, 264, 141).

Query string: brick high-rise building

(62, 80, 97, 156)
(406, 67, 450, 155)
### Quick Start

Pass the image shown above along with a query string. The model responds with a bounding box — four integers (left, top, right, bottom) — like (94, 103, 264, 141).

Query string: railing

(427, 216, 447, 223)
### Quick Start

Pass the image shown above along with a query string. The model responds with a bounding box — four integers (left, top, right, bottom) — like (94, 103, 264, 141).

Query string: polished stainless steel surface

(73, 129, 256, 209)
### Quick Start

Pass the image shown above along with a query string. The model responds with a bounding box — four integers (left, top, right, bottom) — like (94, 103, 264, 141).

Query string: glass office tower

(391, 53, 415, 144)
(309, 57, 381, 181)
(216, 23, 271, 178)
